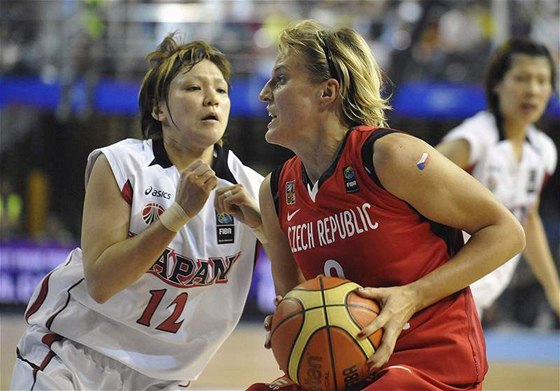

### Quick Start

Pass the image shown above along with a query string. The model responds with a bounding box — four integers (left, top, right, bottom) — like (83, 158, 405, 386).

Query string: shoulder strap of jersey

(361, 128, 399, 189)
(270, 162, 289, 216)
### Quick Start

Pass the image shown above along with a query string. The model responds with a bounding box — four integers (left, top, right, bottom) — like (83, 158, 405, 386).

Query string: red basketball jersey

(271, 126, 487, 386)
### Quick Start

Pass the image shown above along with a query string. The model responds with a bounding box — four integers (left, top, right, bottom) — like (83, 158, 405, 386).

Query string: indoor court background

(1, 1, 560, 390)
(1, 313, 559, 390)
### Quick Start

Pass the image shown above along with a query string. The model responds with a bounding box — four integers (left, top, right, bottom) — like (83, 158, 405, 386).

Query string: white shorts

(11, 325, 190, 390)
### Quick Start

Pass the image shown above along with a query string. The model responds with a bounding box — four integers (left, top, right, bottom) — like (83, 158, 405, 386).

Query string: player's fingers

(367, 326, 398, 371)
(356, 314, 385, 340)
(273, 295, 283, 307)
(263, 314, 273, 331)
(190, 161, 211, 176)
(354, 286, 384, 301)
(214, 187, 231, 212)
(264, 334, 272, 350)
(263, 314, 274, 349)
(204, 175, 218, 192)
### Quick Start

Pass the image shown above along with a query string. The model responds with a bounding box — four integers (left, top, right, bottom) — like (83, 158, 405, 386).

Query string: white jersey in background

(17, 138, 263, 382)
(443, 111, 557, 312)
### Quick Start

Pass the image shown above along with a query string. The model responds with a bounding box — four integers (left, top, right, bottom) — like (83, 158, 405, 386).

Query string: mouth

(520, 103, 539, 111)
(202, 113, 219, 121)
(266, 107, 277, 120)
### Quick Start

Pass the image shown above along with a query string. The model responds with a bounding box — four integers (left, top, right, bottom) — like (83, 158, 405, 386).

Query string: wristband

(252, 224, 268, 244)
(159, 202, 191, 232)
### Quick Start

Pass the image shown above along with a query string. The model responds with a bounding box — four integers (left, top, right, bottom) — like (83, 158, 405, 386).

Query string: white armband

(159, 202, 191, 232)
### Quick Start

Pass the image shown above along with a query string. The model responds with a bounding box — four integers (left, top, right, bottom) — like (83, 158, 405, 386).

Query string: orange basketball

(270, 276, 382, 391)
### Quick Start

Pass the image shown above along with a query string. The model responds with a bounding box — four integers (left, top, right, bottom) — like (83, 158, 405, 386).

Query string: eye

(185, 85, 200, 91)
(217, 87, 228, 94)
(537, 75, 550, 86)
(269, 74, 286, 90)
(513, 74, 529, 83)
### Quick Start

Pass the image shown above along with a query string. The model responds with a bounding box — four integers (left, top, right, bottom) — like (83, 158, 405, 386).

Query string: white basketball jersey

(443, 111, 557, 310)
(22, 138, 263, 381)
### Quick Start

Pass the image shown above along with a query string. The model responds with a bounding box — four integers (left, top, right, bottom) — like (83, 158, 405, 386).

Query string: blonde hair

(138, 32, 232, 139)
(277, 19, 390, 127)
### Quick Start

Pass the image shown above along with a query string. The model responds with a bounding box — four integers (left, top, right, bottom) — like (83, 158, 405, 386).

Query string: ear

(151, 101, 163, 121)
(152, 106, 162, 121)
(320, 79, 339, 105)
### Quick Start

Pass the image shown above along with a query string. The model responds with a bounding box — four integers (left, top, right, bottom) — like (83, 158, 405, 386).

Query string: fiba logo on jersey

(527, 169, 537, 193)
(142, 203, 165, 225)
(343, 165, 360, 193)
(216, 212, 235, 244)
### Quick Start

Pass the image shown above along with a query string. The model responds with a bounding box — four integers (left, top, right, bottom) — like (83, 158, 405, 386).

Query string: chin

(264, 129, 281, 146)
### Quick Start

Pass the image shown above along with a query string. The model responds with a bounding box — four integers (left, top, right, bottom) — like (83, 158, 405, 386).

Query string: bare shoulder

(373, 132, 431, 172)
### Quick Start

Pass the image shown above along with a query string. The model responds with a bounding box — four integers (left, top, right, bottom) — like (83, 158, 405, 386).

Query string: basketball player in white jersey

(437, 38, 559, 319)
(11, 33, 269, 390)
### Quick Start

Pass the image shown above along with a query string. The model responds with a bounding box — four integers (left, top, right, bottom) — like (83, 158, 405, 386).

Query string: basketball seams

(271, 276, 383, 390)
(270, 298, 306, 334)
(319, 274, 340, 391)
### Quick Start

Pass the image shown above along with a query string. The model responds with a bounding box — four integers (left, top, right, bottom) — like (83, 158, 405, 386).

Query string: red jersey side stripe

(25, 273, 52, 322)
(122, 179, 133, 205)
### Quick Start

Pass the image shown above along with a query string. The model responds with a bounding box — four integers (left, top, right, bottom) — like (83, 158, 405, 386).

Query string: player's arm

(376, 133, 524, 305)
(435, 137, 471, 170)
(259, 174, 305, 296)
(81, 154, 177, 303)
(357, 133, 525, 370)
(522, 199, 560, 316)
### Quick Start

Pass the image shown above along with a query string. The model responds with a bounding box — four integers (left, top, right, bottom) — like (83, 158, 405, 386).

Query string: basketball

(270, 276, 383, 391)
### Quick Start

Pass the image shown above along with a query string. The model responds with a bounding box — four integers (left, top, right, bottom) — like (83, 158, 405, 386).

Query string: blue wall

(2, 76, 559, 119)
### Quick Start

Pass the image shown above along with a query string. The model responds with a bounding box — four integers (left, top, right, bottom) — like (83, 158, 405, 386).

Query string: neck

(163, 139, 215, 171)
(298, 125, 347, 183)
(501, 117, 528, 146)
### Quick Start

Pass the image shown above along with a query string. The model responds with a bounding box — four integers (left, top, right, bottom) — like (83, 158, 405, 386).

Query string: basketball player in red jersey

(247, 20, 525, 390)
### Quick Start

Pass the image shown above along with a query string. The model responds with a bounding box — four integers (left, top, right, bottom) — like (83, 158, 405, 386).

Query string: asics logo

(145, 186, 172, 199)
(287, 208, 301, 222)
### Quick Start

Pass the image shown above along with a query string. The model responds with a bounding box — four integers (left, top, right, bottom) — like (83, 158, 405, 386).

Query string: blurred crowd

(2, 1, 559, 83)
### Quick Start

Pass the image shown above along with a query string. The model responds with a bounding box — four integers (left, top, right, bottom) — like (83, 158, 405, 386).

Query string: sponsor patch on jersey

(216, 212, 235, 244)
(144, 185, 172, 199)
(343, 165, 359, 193)
(527, 169, 537, 193)
(286, 180, 296, 205)
(143, 202, 164, 225)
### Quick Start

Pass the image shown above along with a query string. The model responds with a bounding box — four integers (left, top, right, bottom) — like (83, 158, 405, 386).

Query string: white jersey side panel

(23, 138, 263, 381)
(444, 111, 557, 311)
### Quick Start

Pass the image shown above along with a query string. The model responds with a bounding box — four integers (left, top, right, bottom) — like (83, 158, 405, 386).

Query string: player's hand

(176, 160, 218, 217)
(215, 184, 262, 228)
(354, 285, 418, 372)
(263, 295, 283, 349)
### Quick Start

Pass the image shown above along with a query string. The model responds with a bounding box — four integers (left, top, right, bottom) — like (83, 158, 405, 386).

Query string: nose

(259, 81, 271, 102)
(204, 90, 219, 106)
(526, 80, 538, 95)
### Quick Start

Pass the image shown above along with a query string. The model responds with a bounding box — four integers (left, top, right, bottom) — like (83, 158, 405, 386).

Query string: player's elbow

(86, 280, 112, 304)
(507, 215, 526, 257)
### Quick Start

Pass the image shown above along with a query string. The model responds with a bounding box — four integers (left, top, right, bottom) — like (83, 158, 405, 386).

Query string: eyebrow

(272, 64, 287, 74)
(178, 74, 227, 83)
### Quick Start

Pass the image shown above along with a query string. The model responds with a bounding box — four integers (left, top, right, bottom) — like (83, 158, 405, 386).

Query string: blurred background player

(437, 38, 559, 319)
(248, 19, 525, 390)
(10, 33, 268, 390)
